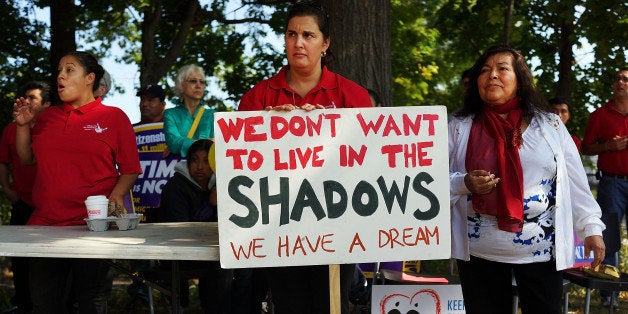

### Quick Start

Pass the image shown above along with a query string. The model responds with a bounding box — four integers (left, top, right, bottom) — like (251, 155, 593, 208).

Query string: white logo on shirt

(84, 123, 108, 133)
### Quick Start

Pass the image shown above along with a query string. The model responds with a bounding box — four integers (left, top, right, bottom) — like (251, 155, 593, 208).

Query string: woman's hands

(265, 103, 325, 112)
(464, 170, 501, 195)
(584, 235, 606, 268)
(13, 97, 36, 126)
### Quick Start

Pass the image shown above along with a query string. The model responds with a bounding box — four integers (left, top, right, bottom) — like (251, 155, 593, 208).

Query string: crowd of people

(1, 1, 626, 314)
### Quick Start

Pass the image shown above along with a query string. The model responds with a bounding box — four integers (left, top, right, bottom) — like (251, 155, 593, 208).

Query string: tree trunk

(502, 0, 514, 45)
(49, 0, 77, 104)
(556, 6, 575, 99)
(321, 0, 392, 107)
(139, 0, 199, 86)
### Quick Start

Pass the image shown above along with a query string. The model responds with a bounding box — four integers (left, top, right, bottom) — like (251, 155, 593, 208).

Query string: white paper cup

(85, 195, 109, 219)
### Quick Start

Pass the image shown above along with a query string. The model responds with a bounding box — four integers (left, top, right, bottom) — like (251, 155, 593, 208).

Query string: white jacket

(448, 111, 604, 270)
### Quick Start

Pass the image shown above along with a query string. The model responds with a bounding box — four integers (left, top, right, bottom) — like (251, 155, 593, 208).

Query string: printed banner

(132, 122, 181, 218)
(214, 107, 450, 268)
(372, 284, 465, 314)
(573, 231, 594, 267)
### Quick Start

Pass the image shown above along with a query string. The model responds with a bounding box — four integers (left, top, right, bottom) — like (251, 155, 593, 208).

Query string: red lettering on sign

(349, 232, 366, 253)
(273, 146, 324, 170)
(355, 113, 440, 137)
(217, 116, 267, 143)
(378, 226, 440, 248)
(380, 142, 434, 168)
(339, 145, 367, 167)
(230, 238, 266, 260)
(276, 234, 335, 257)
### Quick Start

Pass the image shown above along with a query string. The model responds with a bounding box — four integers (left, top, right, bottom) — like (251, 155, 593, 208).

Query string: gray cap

(99, 70, 112, 90)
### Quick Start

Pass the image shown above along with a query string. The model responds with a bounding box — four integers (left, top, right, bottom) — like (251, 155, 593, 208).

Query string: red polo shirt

(28, 99, 142, 226)
(0, 122, 36, 206)
(570, 133, 581, 153)
(238, 66, 372, 111)
(582, 100, 628, 176)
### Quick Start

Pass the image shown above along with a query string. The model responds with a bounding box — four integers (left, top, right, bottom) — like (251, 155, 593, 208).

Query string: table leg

(171, 261, 180, 314)
(584, 288, 591, 314)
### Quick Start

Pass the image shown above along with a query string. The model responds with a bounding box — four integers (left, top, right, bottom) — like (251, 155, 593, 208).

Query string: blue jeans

(597, 175, 628, 298)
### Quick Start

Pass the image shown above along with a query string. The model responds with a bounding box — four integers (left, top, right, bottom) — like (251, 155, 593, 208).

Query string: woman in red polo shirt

(237, 2, 372, 313)
(13, 51, 141, 313)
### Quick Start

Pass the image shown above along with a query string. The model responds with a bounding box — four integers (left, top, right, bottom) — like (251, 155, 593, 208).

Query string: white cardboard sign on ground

(372, 284, 465, 314)
(214, 106, 450, 268)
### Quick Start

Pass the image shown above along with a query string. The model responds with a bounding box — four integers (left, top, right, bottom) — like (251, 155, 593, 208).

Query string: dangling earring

(321, 51, 327, 57)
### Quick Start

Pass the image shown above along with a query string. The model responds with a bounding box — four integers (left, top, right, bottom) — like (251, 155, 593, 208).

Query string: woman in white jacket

(449, 45, 605, 314)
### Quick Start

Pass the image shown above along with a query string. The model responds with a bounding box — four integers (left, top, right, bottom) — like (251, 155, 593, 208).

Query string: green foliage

(390, 0, 441, 107)
(1, 0, 628, 128)
(390, 0, 628, 134)
(75, 0, 287, 110)
(0, 1, 50, 130)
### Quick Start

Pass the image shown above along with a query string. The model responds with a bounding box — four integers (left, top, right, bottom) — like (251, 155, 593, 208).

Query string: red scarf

(465, 97, 524, 232)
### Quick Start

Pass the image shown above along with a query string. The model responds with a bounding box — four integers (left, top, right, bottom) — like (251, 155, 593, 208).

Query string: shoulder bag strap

(186, 106, 205, 138)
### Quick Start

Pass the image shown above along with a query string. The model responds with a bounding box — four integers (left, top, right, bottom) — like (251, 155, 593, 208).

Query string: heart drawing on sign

(379, 289, 441, 314)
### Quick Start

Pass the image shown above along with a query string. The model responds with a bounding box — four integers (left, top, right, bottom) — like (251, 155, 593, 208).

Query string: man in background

(0, 81, 51, 313)
(582, 67, 628, 309)
(549, 97, 581, 151)
(135, 84, 166, 124)
(127, 84, 174, 304)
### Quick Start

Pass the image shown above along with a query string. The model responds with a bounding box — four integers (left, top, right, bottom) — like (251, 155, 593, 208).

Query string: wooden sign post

(329, 264, 340, 314)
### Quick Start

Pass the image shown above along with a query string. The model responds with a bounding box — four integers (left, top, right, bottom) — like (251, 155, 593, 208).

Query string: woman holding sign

(448, 45, 605, 314)
(238, 2, 371, 313)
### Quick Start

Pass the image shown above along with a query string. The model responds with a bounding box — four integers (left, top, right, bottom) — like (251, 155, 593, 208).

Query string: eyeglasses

(186, 79, 206, 85)
(615, 76, 628, 84)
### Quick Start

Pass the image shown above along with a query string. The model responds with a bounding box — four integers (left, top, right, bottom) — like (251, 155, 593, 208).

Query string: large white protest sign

(214, 106, 450, 268)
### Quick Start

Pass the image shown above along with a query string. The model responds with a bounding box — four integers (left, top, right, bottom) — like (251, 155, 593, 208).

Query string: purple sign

(132, 123, 181, 219)
(573, 231, 595, 267)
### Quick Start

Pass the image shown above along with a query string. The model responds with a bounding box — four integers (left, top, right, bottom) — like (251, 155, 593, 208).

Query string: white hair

(174, 64, 206, 98)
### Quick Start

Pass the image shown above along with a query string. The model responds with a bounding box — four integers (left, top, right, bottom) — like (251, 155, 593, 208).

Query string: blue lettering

(447, 299, 464, 310)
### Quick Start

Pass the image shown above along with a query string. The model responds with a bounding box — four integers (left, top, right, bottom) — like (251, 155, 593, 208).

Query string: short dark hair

(22, 81, 51, 104)
(187, 139, 213, 160)
(286, 1, 333, 66)
(548, 97, 571, 109)
(62, 51, 104, 94)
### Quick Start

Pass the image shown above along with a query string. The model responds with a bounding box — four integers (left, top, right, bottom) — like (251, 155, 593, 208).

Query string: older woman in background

(164, 64, 215, 157)
(448, 45, 605, 314)
(238, 2, 371, 313)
